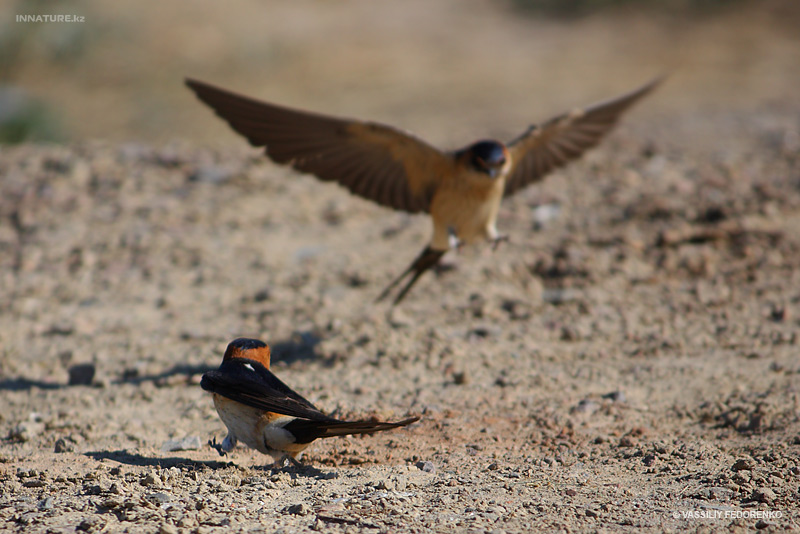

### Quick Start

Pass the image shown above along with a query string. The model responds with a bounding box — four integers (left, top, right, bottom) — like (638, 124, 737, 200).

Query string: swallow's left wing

(201, 358, 335, 422)
(503, 77, 662, 198)
(186, 79, 450, 213)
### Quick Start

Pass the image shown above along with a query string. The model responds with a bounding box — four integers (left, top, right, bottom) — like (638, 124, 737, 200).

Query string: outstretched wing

(186, 79, 450, 213)
(503, 77, 662, 198)
(201, 358, 334, 422)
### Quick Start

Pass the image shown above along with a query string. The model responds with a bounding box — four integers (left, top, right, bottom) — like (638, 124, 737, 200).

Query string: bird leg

(208, 437, 226, 457)
(286, 454, 304, 468)
(375, 246, 447, 305)
(447, 227, 463, 251)
(209, 434, 236, 457)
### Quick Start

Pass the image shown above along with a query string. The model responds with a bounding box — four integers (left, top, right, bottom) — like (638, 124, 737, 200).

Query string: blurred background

(2, 0, 799, 145)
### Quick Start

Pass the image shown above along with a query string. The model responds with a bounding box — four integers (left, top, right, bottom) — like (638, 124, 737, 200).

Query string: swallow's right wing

(186, 79, 451, 214)
(201, 358, 334, 422)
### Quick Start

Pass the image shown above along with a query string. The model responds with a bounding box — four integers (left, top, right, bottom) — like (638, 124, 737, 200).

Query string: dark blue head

(465, 140, 508, 178)
(228, 338, 267, 351)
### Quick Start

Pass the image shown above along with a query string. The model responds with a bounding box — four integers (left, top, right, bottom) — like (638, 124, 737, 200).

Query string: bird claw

(208, 437, 227, 457)
(272, 455, 303, 469)
(491, 234, 509, 251)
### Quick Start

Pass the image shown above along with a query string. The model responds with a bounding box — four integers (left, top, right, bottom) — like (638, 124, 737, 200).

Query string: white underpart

(213, 395, 306, 462)
(213, 397, 268, 453)
(262, 415, 297, 450)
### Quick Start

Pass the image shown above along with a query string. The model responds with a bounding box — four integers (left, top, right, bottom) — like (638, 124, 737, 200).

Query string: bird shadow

(251, 461, 333, 480)
(115, 363, 217, 386)
(84, 449, 230, 470)
(0, 364, 217, 392)
(0, 378, 65, 391)
(85, 450, 333, 480)
(0, 331, 330, 393)
(269, 330, 326, 366)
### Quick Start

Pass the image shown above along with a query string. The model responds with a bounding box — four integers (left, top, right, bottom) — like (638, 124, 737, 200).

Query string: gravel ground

(2, 1, 800, 533)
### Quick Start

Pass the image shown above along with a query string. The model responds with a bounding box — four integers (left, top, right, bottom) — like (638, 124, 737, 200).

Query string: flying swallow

(200, 338, 419, 466)
(186, 77, 662, 304)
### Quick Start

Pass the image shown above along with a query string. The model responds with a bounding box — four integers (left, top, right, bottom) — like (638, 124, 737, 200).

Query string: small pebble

(189, 165, 235, 184)
(750, 488, 776, 503)
(387, 308, 413, 328)
(392, 475, 408, 491)
(161, 435, 202, 452)
(531, 202, 562, 228)
(68, 363, 96, 386)
(9, 421, 45, 442)
(377, 479, 395, 491)
(287, 503, 310, 515)
(101, 497, 123, 509)
(82, 484, 103, 495)
(416, 461, 436, 474)
(731, 458, 754, 471)
(76, 517, 104, 532)
(148, 492, 171, 505)
(55, 438, 74, 453)
(574, 399, 599, 414)
(602, 391, 626, 403)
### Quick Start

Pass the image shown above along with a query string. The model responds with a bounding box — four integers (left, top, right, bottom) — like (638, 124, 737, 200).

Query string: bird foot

(491, 234, 509, 251)
(208, 437, 227, 457)
(273, 454, 303, 469)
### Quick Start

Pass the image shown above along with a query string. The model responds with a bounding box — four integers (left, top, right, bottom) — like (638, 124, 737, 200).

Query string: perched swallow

(200, 338, 419, 466)
(186, 77, 662, 304)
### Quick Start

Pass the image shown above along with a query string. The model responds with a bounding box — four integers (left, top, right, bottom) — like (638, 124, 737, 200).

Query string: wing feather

(186, 79, 448, 213)
(201, 358, 335, 422)
(504, 77, 662, 197)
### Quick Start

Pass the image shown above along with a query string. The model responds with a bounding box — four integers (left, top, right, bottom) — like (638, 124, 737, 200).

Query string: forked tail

(284, 416, 420, 444)
(375, 247, 447, 305)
